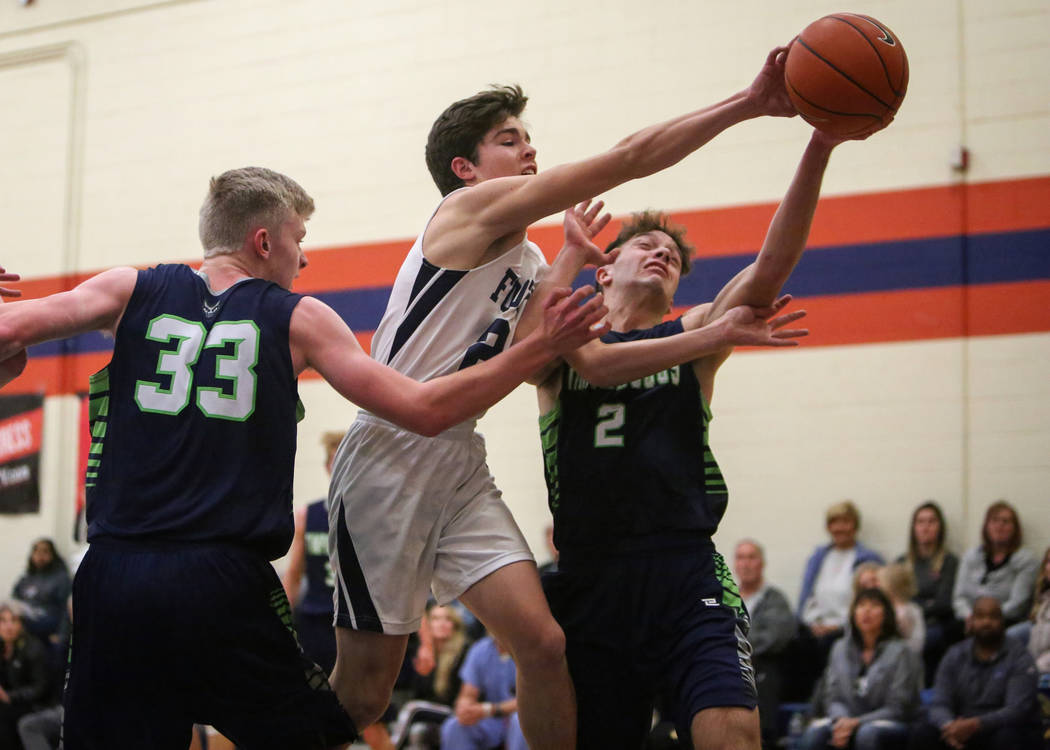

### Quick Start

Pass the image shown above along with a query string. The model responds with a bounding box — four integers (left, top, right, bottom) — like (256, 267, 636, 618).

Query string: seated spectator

(896, 501, 960, 681)
(10, 540, 71, 644)
(798, 588, 919, 750)
(413, 603, 470, 707)
(440, 636, 525, 750)
(733, 539, 796, 749)
(907, 596, 1040, 750)
(0, 601, 52, 749)
(1027, 546, 1050, 675)
(792, 501, 884, 699)
(852, 561, 883, 594)
(880, 563, 926, 656)
(953, 501, 1039, 627)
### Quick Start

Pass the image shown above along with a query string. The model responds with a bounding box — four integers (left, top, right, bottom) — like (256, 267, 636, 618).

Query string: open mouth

(521, 165, 537, 175)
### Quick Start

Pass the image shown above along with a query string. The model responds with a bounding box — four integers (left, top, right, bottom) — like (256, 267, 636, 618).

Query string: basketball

(785, 13, 909, 137)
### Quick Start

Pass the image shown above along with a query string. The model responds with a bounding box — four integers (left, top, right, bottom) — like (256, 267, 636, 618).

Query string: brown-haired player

(327, 47, 811, 749)
(537, 124, 882, 749)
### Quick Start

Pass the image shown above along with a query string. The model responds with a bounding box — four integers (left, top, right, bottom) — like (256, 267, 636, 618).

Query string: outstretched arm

(292, 287, 609, 436)
(427, 46, 797, 269)
(0, 267, 138, 389)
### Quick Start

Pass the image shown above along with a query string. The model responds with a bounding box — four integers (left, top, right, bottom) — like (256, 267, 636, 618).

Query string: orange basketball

(785, 13, 908, 137)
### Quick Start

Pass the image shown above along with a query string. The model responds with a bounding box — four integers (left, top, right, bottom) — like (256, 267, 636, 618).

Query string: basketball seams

(795, 36, 894, 112)
(829, 14, 905, 98)
(785, 74, 882, 136)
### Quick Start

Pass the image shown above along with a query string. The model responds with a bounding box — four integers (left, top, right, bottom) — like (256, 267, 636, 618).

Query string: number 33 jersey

(540, 319, 729, 555)
(85, 264, 303, 560)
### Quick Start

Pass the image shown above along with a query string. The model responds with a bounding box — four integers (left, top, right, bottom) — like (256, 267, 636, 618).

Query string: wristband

(491, 702, 504, 718)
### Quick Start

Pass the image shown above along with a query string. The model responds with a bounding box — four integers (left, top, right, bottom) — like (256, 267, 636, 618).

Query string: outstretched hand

(0, 266, 21, 298)
(719, 294, 808, 348)
(0, 266, 26, 389)
(561, 200, 615, 268)
(746, 44, 798, 118)
(541, 285, 610, 355)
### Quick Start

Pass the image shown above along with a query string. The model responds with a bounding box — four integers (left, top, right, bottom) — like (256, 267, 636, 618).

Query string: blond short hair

(826, 500, 861, 530)
(321, 431, 344, 464)
(198, 166, 314, 257)
(880, 562, 917, 601)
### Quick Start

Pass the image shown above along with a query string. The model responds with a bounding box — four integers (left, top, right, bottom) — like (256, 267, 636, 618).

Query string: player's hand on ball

(746, 44, 798, 118)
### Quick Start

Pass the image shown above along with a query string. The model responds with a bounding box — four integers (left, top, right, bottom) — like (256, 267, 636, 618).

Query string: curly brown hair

(425, 85, 529, 196)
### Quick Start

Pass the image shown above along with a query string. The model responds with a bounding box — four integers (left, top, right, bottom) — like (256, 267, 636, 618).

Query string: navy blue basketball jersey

(299, 499, 335, 616)
(85, 264, 303, 560)
(540, 318, 728, 554)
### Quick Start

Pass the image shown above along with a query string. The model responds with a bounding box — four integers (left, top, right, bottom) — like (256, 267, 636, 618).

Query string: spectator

(413, 604, 470, 707)
(852, 562, 883, 595)
(799, 588, 919, 750)
(793, 502, 884, 699)
(953, 501, 1039, 627)
(1027, 546, 1050, 675)
(734, 539, 796, 749)
(0, 601, 51, 749)
(440, 636, 526, 750)
(907, 596, 1040, 750)
(880, 563, 925, 656)
(896, 501, 960, 681)
(11, 540, 70, 644)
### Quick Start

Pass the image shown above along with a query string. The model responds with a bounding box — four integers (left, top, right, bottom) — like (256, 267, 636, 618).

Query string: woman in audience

(10, 539, 71, 644)
(793, 502, 884, 698)
(0, 601, 51, 749)
(953, 501, 1039, 627)
(1027, 546, 1050, 675)
(896, 501, 959, 679)
(798, 588, 920, 750)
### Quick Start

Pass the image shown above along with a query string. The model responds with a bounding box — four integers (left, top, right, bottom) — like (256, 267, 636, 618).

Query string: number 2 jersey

(540, 318, 729, 556)
(85, 264, 303, 560)
(367, 193, 546, 427)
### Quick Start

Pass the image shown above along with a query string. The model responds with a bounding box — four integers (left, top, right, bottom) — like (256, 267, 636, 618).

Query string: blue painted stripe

(24, 229, 1050, 359)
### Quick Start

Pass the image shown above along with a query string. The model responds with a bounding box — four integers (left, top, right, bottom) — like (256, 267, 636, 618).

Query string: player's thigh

(457, 561, 558, 660)
(689, 706, 760, 750)
(194, 553, 355, 748)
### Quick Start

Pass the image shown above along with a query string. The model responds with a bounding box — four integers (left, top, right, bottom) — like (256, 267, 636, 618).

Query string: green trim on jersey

(713, 552, 746, 620)
(539, 402, 562, 511)
(85, 368, 111, 488)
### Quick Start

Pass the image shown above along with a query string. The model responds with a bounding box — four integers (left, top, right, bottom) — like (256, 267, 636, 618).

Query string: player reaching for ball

(0, 167, 609, 749)
(536, 123, 886, 749)
(327, 46, 804, 749)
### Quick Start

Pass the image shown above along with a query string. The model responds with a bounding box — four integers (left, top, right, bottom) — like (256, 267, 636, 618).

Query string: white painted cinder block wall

(0, 0, 1047, 605)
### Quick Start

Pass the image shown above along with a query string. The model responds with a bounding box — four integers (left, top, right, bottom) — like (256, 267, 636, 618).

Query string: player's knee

(508, 619, 565, 671)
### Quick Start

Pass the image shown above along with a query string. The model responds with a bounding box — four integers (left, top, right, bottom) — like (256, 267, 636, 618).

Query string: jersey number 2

(594, 403, 625, 448)
(134, 315, 260, 421)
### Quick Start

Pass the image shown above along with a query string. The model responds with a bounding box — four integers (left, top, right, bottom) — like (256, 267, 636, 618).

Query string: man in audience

(734, 540, 796, 749)
(908, 596, 1040, 750)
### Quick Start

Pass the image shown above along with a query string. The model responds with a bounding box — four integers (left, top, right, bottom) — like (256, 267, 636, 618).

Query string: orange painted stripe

(967, 279, 1050, 337)
(8, 176, 1049, 296)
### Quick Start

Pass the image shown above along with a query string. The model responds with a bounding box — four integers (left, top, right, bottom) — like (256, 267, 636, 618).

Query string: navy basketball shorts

(543, 537, 757, 749)
(63, 540, 356, 750)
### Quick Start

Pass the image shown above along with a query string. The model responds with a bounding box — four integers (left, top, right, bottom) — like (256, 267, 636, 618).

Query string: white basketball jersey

(370, 195, 548, 416)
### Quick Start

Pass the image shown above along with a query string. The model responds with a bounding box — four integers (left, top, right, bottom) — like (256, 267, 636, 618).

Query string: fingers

(773, 293, 792, 311)
(543, 286, 573, 309)
(0, 267, 21, 299)
(581, 199, 603, 224)
(769, 309, 807, 328)
(590, 211, 611, 238)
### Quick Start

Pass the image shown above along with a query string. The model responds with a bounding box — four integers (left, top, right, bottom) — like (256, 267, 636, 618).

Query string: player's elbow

(0, 321, 28, 359)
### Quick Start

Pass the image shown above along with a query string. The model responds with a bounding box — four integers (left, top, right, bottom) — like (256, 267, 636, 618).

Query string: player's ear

(594, 265, 612, 288)
(450, 156, 477, 183)
(252, 227, 270, 259)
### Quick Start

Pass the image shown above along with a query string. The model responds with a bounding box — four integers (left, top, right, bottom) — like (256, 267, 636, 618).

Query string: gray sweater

(744, 585, 796, 659)
(952, 546, 1039, 623)
(817, 636, 920, 724)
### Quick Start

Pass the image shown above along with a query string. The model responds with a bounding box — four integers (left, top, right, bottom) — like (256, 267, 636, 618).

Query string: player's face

(468, 116, 537, 182)
(912, 508, 940, 548)
(733, 543, 763, 587)
(608, 231, 683, 302)
(268, 213, 308, 290)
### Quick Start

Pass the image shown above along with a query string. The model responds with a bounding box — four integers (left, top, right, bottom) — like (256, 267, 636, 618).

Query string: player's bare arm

(0, 267, 138, 389)
(425, 46, 797, 272)
(291, 287, 608, 436)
